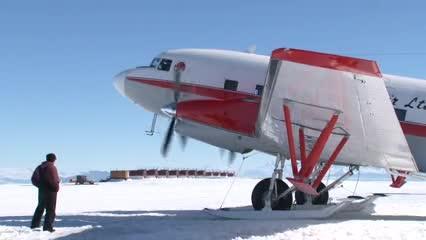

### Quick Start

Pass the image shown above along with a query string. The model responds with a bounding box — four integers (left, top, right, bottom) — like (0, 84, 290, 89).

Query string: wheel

(251, 178, 293, 210)
(295, 182, 329, 205)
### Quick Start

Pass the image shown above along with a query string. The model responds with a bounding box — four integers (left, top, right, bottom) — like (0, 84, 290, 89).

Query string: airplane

(113, 48, 426, 211)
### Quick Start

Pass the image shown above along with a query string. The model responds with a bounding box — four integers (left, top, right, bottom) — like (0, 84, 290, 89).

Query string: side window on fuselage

(224, 79, 238, 91)
(394, 108, 407, 121)
(158, 59, 172, 71)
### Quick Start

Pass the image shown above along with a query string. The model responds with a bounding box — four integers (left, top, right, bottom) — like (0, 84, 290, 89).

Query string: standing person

(30, 153, 60, 232)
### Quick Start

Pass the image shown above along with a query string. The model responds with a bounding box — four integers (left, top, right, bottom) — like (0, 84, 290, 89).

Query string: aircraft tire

(251, 178, 293, 210)
(295, 182, 329, 205)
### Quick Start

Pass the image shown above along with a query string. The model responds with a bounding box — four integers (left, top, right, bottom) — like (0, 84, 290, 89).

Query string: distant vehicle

(69, 175, 94, 185)
(114, 48, 426, 211)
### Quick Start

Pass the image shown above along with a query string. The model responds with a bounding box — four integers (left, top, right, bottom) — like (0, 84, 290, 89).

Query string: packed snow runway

(0, 178, 426, 239)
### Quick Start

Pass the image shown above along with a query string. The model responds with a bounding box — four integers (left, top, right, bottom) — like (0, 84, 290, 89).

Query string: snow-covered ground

(0, 178, 425, 239)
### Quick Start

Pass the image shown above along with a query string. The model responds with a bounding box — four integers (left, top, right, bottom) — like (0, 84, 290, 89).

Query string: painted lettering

(404, 97, 418, 108)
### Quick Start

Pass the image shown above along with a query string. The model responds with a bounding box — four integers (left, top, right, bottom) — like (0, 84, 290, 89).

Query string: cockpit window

(150, 58, 161, 68)
(157, 59, 172, 71)
(139, 58, 172, 71)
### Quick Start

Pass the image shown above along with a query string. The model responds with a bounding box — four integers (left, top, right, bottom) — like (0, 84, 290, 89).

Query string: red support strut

(283, 104, 349, 195)
(283, 105, 299, 176)
(390, 171, 407, 188)
(312, 136, 349, 188)
(390, 176, 406, 188)
(298, 114, 339, 178)
(299, 128, 307, 166)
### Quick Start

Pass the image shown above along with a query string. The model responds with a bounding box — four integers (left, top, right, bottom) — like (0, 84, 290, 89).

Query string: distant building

(110, 169, 234, 180)
(110, 170, 130, 180)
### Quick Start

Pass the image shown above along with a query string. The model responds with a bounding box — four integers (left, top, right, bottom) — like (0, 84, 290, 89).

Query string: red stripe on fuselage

(400, 121, 426, 138)
(127, 76, 260, 101)
(272, 48, 382, 78)
(128, 76, 426, 137)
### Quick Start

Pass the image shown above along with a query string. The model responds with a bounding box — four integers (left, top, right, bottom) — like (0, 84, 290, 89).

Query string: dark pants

(31, 187, 57, 230)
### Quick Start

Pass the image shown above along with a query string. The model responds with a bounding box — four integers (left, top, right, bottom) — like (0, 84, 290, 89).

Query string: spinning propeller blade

(161, 66, 184, 157)
(174, 70, 181, 102)
(161, 117, 176, 157)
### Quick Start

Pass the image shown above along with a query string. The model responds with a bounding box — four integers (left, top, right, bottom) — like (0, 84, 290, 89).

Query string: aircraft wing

(256, 48, 418, 172)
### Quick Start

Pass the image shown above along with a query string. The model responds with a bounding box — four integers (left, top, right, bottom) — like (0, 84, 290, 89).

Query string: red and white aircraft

(114, 48, 426, 210)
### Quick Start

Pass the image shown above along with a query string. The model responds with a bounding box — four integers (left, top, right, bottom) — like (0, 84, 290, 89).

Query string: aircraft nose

(113, 71, 127, 97)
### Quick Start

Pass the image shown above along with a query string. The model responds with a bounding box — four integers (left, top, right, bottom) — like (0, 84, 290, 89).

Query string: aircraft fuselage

(114, 49, 426, 172)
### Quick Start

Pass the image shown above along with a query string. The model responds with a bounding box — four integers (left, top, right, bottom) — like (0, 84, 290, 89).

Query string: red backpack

(31, 165, 42, 187)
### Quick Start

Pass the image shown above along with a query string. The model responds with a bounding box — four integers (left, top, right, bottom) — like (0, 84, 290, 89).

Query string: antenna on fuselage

(247, 45, 257, 54)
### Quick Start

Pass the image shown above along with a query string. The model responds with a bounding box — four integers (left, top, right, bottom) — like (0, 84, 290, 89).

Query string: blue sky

(1, 1, 426, 175)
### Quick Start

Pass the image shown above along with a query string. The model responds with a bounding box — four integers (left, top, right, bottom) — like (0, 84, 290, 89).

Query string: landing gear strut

(250, 153, 359, 210)
(251, 154, 293, 210)
(295, 165, 358, 205)
(251, 100, 353, 211)
(251, 178, 292, 210)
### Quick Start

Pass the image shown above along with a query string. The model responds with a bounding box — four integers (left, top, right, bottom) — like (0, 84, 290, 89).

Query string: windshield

(136, 57, 172, 70)
(150, 58, 161, 68)
(136, 58, 161, 69)
(157, 59, 172, 71)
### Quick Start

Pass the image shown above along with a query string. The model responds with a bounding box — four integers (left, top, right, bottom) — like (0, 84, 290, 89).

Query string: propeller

(161, 117, 176, 157)
(161, 67, 183, 157)
(173, 69, 181, 102)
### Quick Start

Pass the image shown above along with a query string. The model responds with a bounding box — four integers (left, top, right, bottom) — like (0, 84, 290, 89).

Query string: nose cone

(113, 71, 127, 97)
